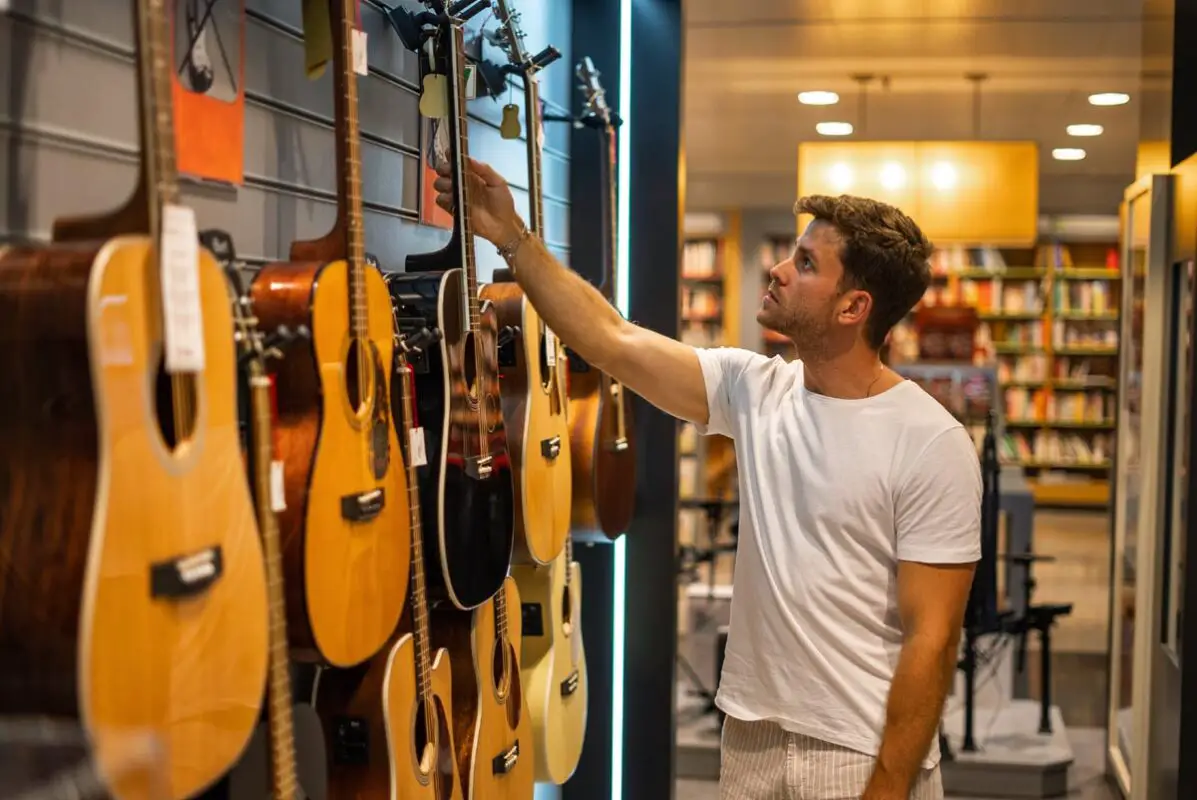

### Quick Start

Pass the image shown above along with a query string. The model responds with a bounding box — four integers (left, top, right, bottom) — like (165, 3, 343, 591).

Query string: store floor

(675, 508, 1118, 798)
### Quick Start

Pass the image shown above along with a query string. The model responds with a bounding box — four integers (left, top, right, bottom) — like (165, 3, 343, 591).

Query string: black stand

(675, 499, 738, 721)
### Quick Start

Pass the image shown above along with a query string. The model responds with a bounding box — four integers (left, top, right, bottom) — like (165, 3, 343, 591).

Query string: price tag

(270, 461, 287, 512)
(159, 203, 206, 373)
(409, 427, 428, 467)
(463, 64, 477, 99)
(544, 326, 557, 367)
(352, 28, 368, 76)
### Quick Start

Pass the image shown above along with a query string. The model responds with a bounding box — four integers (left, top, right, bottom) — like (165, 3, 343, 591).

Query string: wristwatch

(496, 220, 531, 269)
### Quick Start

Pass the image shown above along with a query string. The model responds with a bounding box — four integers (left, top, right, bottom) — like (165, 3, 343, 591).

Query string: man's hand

(433, 157, 523, 245)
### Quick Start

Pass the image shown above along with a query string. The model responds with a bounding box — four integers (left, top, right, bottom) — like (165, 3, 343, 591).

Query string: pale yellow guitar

(511, 533, 588, 784)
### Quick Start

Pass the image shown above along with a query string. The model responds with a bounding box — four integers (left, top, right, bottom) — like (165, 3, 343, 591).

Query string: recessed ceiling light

(1067, 124, 1104, 137)
(929, 161, 957, 190)
(1088, 92, 1130, 106)
(879, 162, 906, 190)
(1052, 147, 1087, 161)
(828, 162, 853, 191)
(798, 91, 839, 106)
(816, 121, 853, 136)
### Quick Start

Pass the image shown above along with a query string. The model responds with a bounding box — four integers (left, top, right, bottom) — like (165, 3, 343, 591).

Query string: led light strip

(611, 0, 633, 797)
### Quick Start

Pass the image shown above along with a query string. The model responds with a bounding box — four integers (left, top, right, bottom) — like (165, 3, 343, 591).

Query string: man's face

(758, 220, 862, 356)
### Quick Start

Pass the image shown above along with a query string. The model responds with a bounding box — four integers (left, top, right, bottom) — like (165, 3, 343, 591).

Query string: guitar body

(482, 282, 571, 565)
(435, 578, 533, 800)
(386, 270, 514, 610)
(251, 259, 409, 667)
(510, 554, 588, 784)
(0, 238, 269, 800)
(315, 633, 461, 800)
(568, 365, 637, 539)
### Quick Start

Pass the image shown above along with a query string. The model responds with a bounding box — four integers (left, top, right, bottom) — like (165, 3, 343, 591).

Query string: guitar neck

(396, 356, 435, 716)
(524, 77, 545, 237)
(135, 0, 180, 239)
(248, 363, 299, 800)
(332, 0, 368, 339)
(597, 123, 617, 303)
(445, 22, 482, 334)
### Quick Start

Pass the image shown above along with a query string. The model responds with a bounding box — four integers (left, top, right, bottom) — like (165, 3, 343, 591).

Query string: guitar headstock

(491, 0, 560, 76)
(576, 56, 611, 125)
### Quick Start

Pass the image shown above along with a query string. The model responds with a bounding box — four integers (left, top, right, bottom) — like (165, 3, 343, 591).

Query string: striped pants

(719, 717, 944, 799)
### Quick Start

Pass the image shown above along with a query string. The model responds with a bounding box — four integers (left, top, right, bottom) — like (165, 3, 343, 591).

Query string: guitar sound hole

(153, 353, 198, 451)
(538, 324, 551, 392)
(462, 332, 478, 400)
(491, 637, 507, 698)
(561, 582, 573, 635)
(413, 700, 431, 774)
(344, 338, 366, 414)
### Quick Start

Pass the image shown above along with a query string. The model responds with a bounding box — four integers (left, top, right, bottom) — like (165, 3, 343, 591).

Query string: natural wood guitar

(314, 327, 462, 800)
(568, 57, 637, 541)
(483, 0, 571, 568)
(387, 0, 514, 611)
(433, 577, 533, 800)
(0, 1, 268, 797)
(250, 0, 410, 668)
(510, 532, 588, 784)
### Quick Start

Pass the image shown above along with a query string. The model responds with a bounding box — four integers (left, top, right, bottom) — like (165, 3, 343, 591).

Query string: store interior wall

(1, 0, 574, 278)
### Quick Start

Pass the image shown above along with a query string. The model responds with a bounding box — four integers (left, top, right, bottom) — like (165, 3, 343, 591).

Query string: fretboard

(446, 23, 481, 334)
(250, 370, 298, 800)
(137, 0, 180, 239)
(398, 359, 434, 707)
(335, 0, 368, 339)
(525, 77, 545, 237)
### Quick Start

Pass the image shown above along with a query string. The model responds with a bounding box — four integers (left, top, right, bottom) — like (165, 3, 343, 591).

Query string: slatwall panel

(0, 0, 573, 280)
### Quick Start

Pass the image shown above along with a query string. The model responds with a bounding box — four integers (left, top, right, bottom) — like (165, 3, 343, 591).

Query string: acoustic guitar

(313, 325, 462, 800)
(0, 0, 268, 797)
(386, 0, 514, 611)
(510, 529, 588, 784)
(481, 0, 571, 568)
(568, 58, 638, 541)
(250, 0, 410, 668)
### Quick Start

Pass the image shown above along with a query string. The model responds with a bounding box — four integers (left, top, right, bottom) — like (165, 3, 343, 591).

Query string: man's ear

(840, 289, 872, 325)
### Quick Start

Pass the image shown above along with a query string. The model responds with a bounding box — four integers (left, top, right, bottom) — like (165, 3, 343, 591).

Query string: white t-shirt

(694, 348, 982, 769)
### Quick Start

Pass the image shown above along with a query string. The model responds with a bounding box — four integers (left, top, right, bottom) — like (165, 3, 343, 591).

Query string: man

(434, 158, 981, 800)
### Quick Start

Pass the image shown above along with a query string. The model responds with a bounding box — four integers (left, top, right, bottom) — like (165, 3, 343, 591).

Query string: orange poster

(170, 0, 246, 185)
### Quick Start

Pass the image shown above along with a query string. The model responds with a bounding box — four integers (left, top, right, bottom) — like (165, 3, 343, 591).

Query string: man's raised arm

(435, 157, 709, 426)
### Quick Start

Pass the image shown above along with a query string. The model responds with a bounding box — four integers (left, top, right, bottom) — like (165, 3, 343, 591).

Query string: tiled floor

(674, 509, 1121, 798)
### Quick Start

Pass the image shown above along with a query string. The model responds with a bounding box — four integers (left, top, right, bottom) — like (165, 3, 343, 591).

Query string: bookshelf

(758, 233, 797, 359)
(891, 241, 1122, 508)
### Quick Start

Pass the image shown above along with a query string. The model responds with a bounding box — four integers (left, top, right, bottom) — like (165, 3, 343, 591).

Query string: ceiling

(682, 0, 1170, 218)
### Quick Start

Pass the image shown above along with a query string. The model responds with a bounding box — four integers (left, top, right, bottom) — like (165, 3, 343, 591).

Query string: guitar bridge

(150, 546, 223, 600)
(341, 488, 385, 522)
(466, 455, 493, 480)
(492, 740, 520, 775)
(540, 435, 561, 460)
(560, 669, 580, 697)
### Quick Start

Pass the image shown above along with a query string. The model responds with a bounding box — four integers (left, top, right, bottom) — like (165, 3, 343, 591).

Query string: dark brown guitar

(250, 0, 411, 668)
(568, 57, 637, 541)
(386, 0, 515, 611)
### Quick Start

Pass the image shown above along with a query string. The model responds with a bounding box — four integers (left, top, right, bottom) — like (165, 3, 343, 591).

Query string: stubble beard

(759, 304, 830, 360)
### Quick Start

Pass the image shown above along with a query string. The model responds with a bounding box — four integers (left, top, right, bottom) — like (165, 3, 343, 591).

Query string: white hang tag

(352, 29, 368, 76)
(159, 203, 206, 373)
(544, 326, 558, 366)
(270, 460, 287, 512)
(409, 427, 428, 467)
(463, 64, 477, 100)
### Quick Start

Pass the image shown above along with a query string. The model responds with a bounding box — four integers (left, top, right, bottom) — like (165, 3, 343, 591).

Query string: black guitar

(384, 0, 514, 611)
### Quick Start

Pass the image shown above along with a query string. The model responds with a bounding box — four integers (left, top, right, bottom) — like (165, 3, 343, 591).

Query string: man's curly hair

(795, 195, 933, 350)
